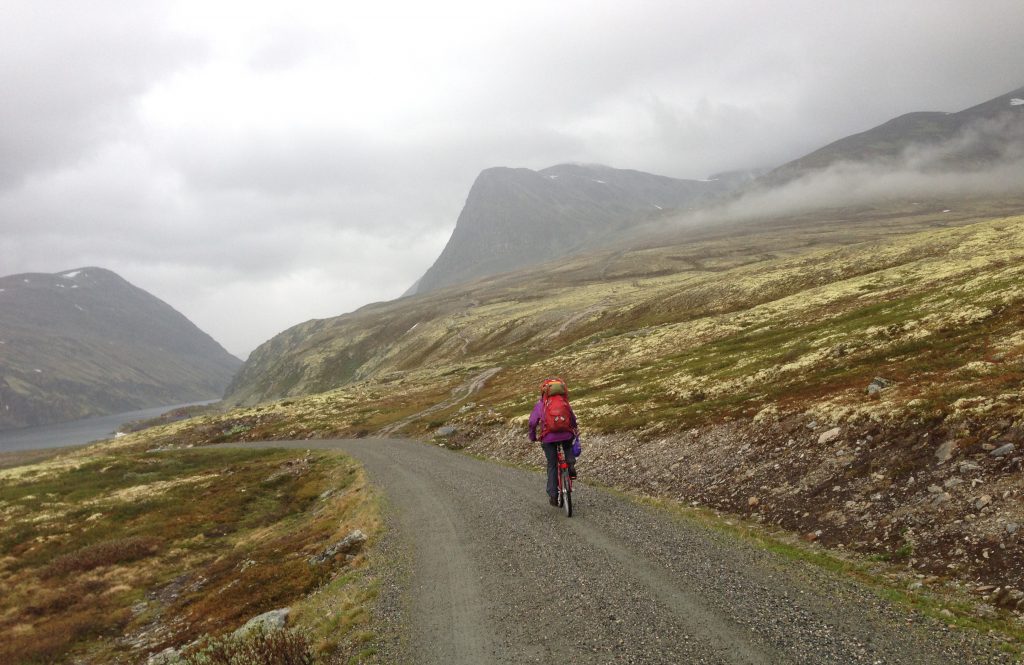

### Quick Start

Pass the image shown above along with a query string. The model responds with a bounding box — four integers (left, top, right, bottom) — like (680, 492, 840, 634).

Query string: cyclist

(528, 377, 578, 506)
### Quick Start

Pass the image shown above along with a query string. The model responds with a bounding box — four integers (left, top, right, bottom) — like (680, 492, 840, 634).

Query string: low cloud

(680, 112, 1024, 227)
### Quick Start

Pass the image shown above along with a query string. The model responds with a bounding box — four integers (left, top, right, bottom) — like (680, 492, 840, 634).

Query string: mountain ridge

(410, 163, 739, 295)
(760, 84, 1024, 185)
(0, 267, 241, 430)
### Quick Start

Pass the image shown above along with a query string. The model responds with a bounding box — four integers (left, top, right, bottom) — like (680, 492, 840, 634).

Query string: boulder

(934, 440, 957, 464)
(866, 377, 892, 395)
(817, 427, 842, 445)
(311, 529, 368, 564)
(435, 426, 457, 437)
(147, 647, 181, 665)
(234, 608, 290, 637)
(990, 443, 1015, 457)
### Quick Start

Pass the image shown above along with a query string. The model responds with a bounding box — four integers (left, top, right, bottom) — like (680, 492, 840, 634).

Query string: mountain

(0, 267, 241, 430)
(410, 163, 738, 295)
(761, 85, 1024, 185)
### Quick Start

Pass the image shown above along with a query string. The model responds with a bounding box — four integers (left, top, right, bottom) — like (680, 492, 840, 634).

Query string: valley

(130, 199, 1024, 640)
(2, 78, 1023, 663)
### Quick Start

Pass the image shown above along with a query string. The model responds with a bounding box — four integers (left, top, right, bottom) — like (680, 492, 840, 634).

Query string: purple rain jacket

(528, 398, 578, 444)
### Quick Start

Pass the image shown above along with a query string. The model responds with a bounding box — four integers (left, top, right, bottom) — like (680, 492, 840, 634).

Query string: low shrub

(181, 627, 314, 665)
(42, 536, 162, 577)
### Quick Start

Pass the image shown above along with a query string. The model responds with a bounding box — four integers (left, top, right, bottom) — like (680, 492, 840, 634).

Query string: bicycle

(556, 447, 573, 517)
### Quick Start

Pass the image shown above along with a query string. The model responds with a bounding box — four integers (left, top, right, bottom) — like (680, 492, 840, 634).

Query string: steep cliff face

(0, 267, 241, 429)
(411, 163, 733, 294)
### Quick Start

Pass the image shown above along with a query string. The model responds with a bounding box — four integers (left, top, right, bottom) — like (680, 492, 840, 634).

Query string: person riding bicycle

(528, 377, 578, 506)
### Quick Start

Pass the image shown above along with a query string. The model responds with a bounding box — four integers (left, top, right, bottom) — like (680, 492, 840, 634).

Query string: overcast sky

(2, 0, 1022, 357)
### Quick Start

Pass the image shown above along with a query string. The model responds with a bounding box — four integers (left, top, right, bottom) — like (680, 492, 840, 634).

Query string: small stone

(991, 443, 1015, 457)
(943, 478, 962, 489)
(908, 581, 923, 591)
(818, 427, 842, 445)
(1006, 522, 1019, 535)
(974, 495, 992, 510)
(435, 426, 457, 437)
(939, 608, 955, 619)
(927, 484, 942, 494)
(747, 496, 760, 508)
(867, 377, 891, 395)
(935, 440, 956, 464)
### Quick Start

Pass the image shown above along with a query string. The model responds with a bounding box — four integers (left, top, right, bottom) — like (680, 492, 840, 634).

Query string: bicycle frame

(556, 447, 573, 517)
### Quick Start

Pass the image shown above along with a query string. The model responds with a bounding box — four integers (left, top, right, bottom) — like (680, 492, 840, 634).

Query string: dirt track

(240, 439, 1010, 664)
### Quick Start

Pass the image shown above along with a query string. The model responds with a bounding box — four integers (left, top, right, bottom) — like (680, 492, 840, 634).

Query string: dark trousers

(541, 440, 576, 498)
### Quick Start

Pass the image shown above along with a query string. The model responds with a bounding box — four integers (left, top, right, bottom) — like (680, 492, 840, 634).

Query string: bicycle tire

(561, 468, 573, 517)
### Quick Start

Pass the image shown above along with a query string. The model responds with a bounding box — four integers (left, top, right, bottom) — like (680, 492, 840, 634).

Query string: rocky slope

(410, 163, 736, 294)
(0, 267, 241, 429)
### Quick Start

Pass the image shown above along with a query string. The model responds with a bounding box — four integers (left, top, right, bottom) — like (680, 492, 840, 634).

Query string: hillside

(410, 163, 736, 294)
(205, 197, 1024, 595)
(0, 268, 241, 429)
(762, 85, 1024, 185)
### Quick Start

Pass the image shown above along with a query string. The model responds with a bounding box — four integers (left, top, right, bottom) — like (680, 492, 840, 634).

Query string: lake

(0, 401, 218, 453)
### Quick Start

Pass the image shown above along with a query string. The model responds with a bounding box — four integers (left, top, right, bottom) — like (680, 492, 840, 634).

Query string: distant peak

(53, 267, 121, 281)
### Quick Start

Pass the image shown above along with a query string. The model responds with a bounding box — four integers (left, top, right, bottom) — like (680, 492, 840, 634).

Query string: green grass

(0, 447, 378, 664)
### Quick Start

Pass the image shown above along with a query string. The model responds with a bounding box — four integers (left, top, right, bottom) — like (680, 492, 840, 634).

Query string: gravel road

(244, 438, 1010, 664)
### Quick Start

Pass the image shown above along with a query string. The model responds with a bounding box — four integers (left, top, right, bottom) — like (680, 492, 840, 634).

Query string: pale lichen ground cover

(0, 441, 382, 664)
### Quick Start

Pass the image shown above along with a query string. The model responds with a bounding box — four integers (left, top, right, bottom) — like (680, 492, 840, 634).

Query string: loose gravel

(241, 439, 1012, 664)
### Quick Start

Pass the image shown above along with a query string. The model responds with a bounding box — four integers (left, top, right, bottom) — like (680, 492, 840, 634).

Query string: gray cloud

(0, 2, 200, 186)
(2, 0, 1023, 356)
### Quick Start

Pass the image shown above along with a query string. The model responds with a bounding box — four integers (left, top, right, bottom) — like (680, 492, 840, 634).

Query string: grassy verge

(0, 444, 381, 664)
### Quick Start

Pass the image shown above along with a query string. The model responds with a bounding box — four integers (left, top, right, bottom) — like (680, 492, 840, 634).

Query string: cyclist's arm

(528, 400, 542, 441)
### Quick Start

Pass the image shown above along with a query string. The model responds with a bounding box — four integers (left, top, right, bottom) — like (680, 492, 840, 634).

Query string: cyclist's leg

(541, 441, 558, 498)
(561, 439, 577, 477)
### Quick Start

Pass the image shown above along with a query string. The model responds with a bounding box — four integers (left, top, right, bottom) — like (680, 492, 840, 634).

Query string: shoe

(569, 469, 578, 479)
(549, 496, 558, 506)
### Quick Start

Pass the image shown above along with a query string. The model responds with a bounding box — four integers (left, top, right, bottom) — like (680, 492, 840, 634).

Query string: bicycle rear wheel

(561, 468, 573, 517)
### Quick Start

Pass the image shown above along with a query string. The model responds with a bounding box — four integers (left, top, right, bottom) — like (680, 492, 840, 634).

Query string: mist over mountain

(0, 267, 241, 430)
(409, 164, 740, 295)
(761, 85, 1024, 186)
(228, 83, 1024, 407)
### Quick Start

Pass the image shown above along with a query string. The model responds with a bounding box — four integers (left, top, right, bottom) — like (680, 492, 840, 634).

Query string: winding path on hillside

(377, 367, 501, 436)
(241, 439, 1007, 664)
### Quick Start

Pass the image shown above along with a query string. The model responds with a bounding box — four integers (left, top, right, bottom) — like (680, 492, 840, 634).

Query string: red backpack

(540, 378, 574, 437)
